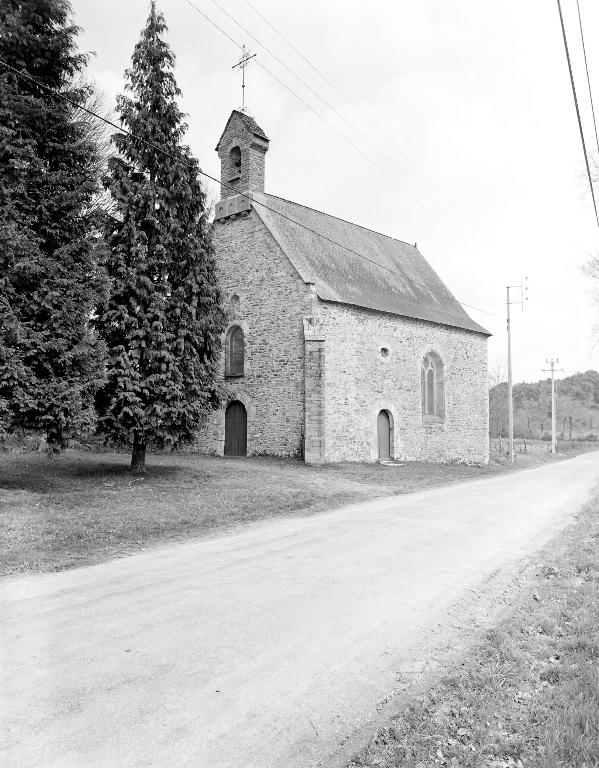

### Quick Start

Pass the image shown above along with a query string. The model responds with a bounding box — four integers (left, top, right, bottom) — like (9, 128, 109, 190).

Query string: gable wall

(195, 209, 308, 456)
(319, 301, 489, 464)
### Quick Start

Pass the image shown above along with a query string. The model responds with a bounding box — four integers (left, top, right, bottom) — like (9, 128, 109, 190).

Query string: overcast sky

(74, 0, 599, 383)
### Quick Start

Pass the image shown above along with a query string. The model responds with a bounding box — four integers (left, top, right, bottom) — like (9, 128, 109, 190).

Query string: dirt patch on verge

(346, 493, 599, 768)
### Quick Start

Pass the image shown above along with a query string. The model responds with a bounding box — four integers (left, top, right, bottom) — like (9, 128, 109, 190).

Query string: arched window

(225, 326, 244, 377)
(421, 352, 444, 421)
(229, 145, 241, 169)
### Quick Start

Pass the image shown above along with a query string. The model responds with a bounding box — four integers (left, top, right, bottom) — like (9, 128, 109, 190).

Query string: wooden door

(225, 400, 247, 457)
(377, 410, 390, 461)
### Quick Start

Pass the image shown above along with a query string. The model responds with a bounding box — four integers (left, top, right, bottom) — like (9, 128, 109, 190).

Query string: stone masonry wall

(195, 208, 309, 457)
(319, 301, 489, 464)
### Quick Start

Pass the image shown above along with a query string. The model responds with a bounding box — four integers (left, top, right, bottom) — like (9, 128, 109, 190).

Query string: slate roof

(215, 110, 269, 151)
(252, 193, 489, 336)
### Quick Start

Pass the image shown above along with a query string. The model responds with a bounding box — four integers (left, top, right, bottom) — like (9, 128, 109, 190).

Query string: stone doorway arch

(377, 410, 391, 461)
(225, 400, 247, 457)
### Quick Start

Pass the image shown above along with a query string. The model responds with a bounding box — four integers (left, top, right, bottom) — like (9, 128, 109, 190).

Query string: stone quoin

(195, 109, 490, 464)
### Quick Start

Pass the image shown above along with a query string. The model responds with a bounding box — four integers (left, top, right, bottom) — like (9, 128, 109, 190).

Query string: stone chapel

(196, 109, 490, 464)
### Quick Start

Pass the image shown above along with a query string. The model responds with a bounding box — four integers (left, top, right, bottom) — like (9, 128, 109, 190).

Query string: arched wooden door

(377, 410, 390, 461)
(225, 400, 247, 457)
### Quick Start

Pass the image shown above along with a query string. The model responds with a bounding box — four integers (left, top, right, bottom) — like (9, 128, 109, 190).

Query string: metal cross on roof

(232, 45, 257, 113)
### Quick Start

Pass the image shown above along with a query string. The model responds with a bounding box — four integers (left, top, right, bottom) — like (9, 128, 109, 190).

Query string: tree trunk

(131, 436, 146, 474)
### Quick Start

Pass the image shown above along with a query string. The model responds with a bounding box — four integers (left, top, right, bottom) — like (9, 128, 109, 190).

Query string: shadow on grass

(0, 453, 196, 493)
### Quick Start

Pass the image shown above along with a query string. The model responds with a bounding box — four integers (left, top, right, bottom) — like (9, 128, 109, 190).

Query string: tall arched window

(225, 326, 244, 377)
(421, 352, 444, 421)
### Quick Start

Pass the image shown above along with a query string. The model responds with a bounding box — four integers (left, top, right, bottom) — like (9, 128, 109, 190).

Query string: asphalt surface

(2, 452, 598, 768)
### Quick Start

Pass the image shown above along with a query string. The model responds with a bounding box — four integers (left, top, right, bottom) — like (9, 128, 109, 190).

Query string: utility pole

(506, 279, 528, 463)
(507, 287, 513, 463)
(542, 358, 563, 454)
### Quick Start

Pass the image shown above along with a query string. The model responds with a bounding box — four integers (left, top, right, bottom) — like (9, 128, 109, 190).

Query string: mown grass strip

(0, 449, 512, 576)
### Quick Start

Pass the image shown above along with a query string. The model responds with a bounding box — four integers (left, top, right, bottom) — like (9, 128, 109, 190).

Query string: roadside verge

(347, 488, 599, 768)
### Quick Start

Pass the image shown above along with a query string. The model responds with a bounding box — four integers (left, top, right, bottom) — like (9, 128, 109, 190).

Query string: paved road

(2, 453, 599, 768)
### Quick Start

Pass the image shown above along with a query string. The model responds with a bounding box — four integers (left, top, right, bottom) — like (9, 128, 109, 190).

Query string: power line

(1, 55, 501, 320)
(240, 0, 493, 246)
(182, 0, 402, 196)
(0, 56, 502, 320)
(204, 0, 486, 245)
(575, 0, 599, 156)
(182, 0, 239, 48)
(556, 0, 599, 231)
(183, 0, 481, 242)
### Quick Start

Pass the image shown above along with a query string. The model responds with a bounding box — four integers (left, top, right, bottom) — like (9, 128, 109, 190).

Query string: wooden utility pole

(507, 287, 513, 462)
(506, 280, 527, 463)
(542, 358, 563, 454)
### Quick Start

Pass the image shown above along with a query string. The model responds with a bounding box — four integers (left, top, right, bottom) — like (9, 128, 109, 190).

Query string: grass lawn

(349, 490, 599, 768)
(0, 444, 595, 576)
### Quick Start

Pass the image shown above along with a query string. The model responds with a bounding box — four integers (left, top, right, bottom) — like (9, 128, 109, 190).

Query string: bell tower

(215, 110, 269, 201)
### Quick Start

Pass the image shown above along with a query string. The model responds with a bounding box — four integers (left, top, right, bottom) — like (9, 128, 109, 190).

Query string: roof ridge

(266, 193, 418, 250)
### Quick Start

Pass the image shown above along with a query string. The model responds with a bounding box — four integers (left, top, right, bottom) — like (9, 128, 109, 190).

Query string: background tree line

(489, 369, 599, 441)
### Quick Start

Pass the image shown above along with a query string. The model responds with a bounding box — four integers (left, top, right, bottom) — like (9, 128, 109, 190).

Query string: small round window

(380, 347, 389, 359)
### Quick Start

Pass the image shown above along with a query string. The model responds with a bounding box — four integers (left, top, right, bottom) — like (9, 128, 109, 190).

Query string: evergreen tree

(96, 2, 225, 473)
(0, 0, 107, 449)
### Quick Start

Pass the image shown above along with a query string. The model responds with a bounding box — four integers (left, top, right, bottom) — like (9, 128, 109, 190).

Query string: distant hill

(489, 370, 599, 439)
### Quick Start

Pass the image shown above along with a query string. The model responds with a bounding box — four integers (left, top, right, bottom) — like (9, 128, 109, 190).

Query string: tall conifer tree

(96, 3, 225, 473)
(0, 0, 107, 448)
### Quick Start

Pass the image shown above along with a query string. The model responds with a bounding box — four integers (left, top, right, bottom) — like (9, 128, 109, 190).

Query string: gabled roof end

(215, 109, 269, 152)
